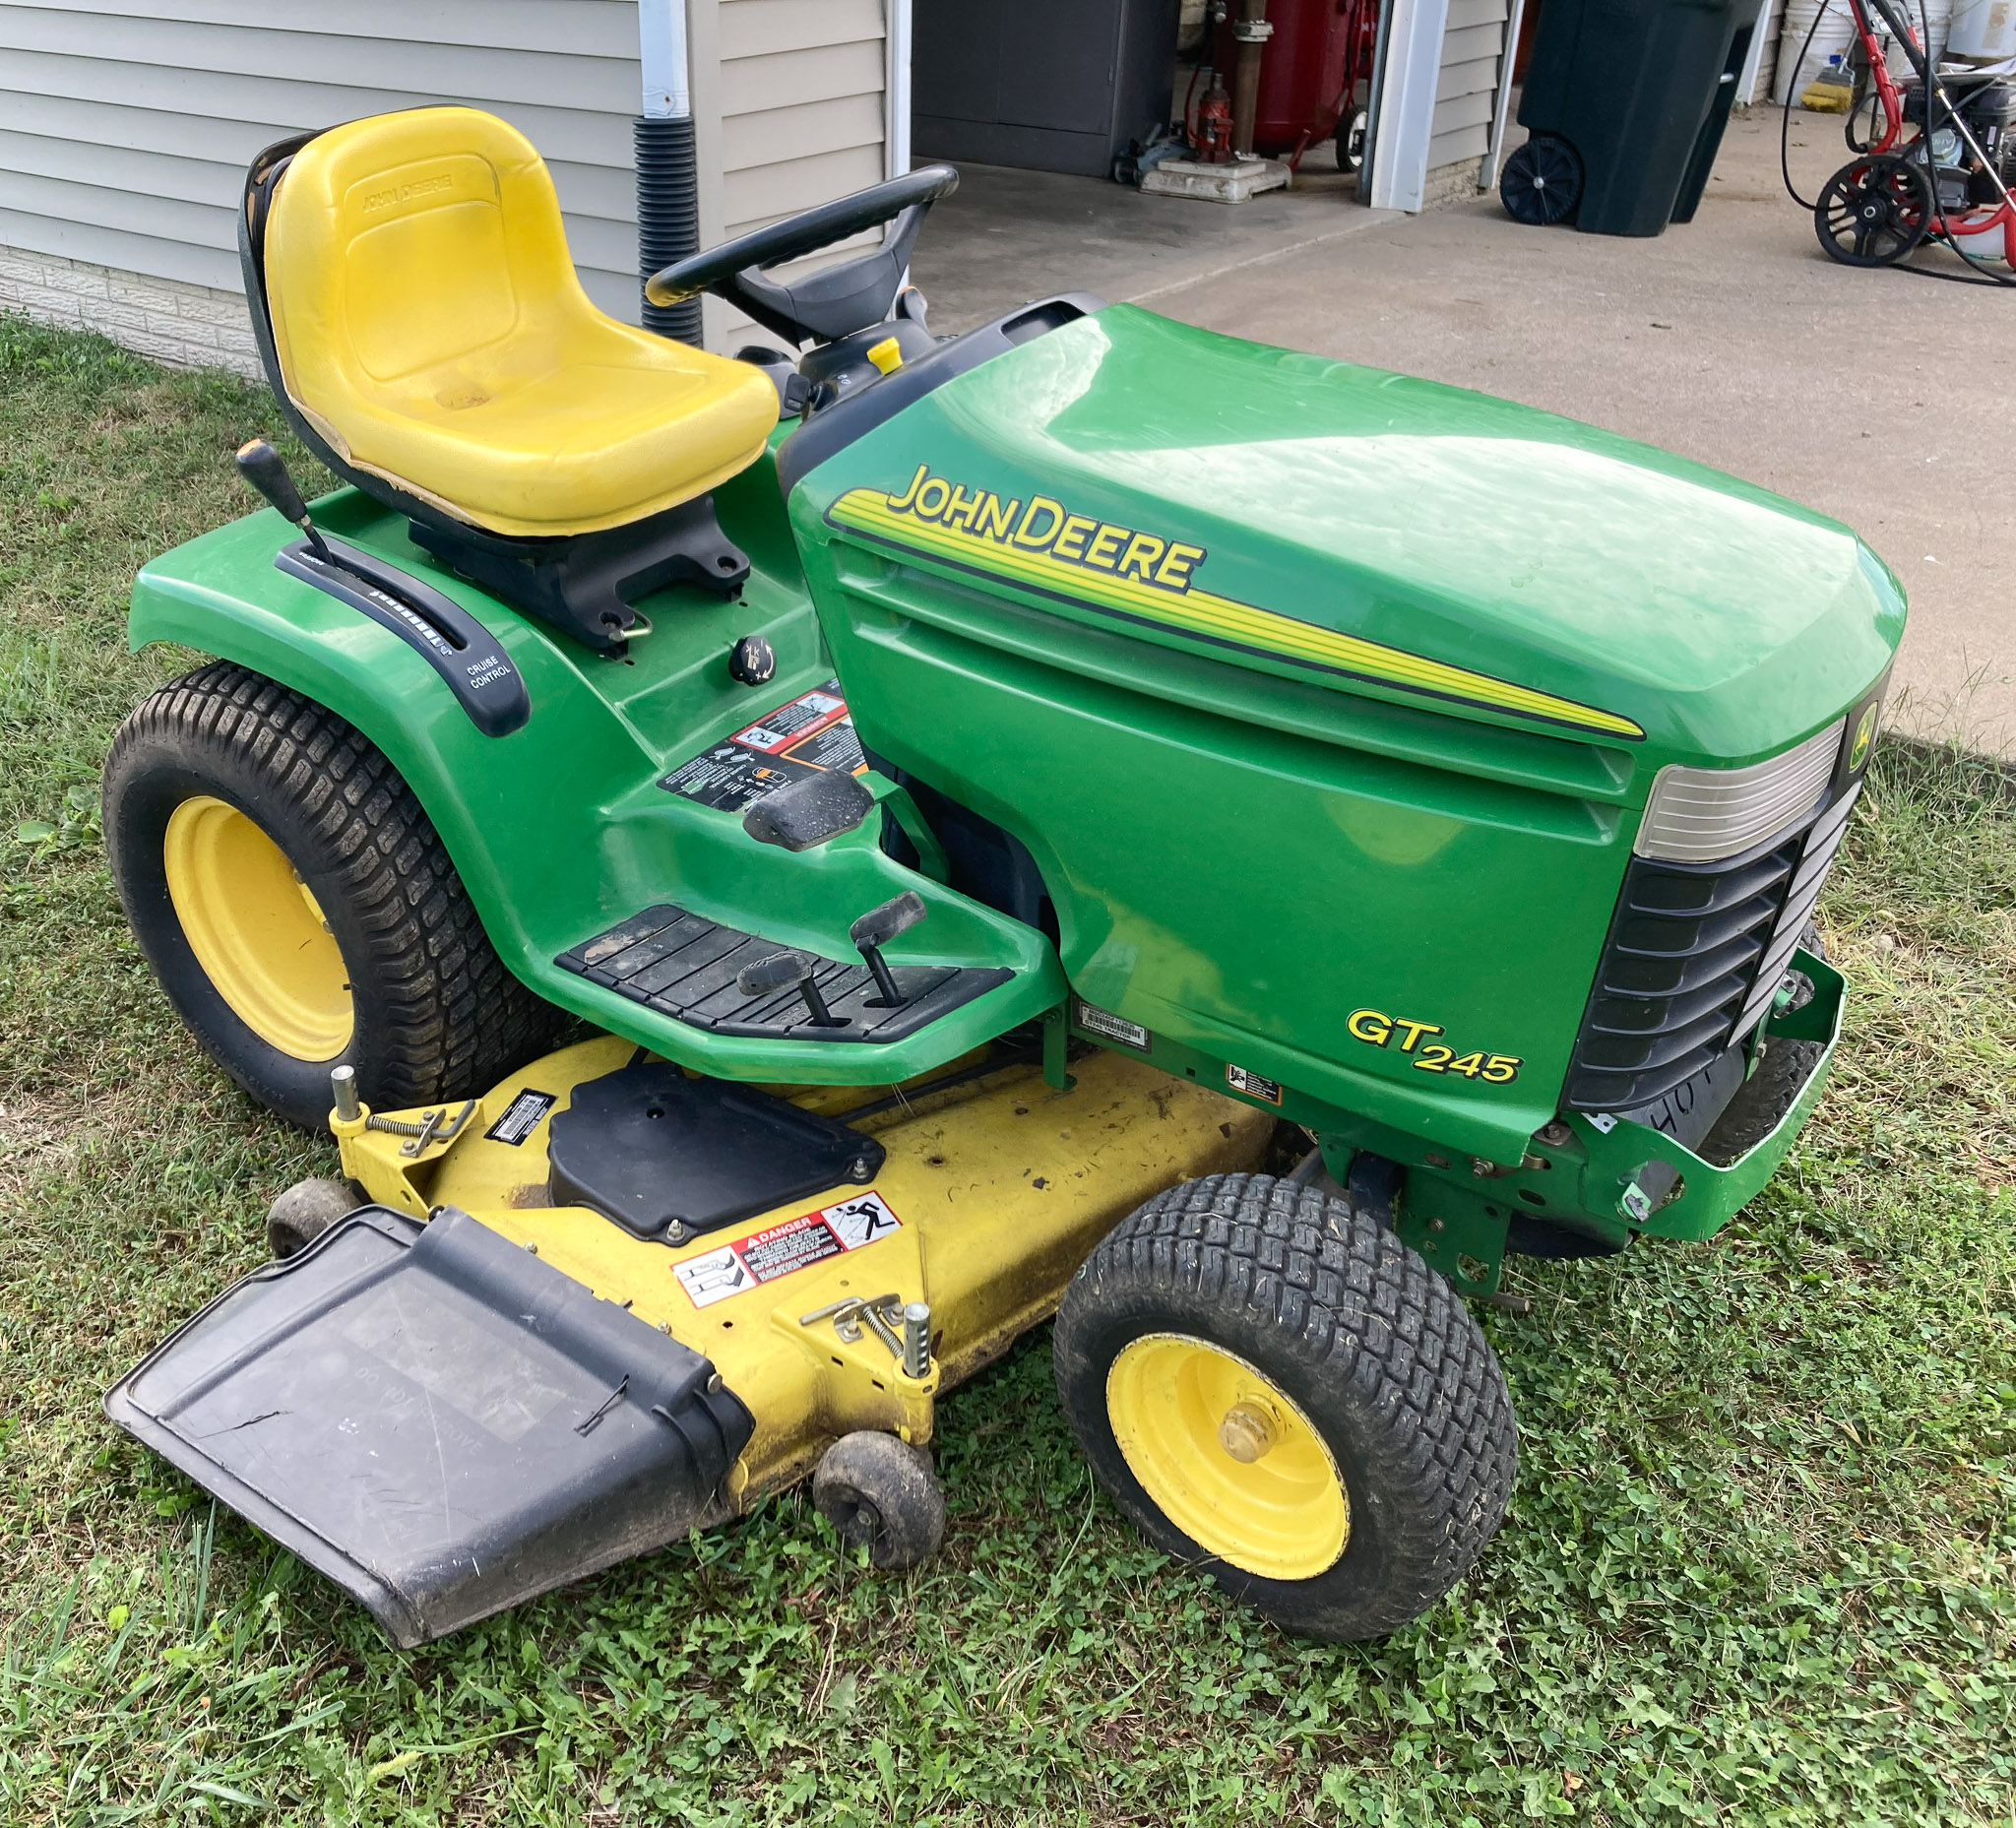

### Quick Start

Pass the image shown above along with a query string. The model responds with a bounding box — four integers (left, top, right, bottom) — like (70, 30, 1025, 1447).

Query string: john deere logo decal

(1848, 702, 1878, 773)
(827, 465, 1645, 741)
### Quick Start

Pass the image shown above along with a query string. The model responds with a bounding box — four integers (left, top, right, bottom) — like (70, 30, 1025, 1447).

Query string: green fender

(126, 466, 1065, 1087)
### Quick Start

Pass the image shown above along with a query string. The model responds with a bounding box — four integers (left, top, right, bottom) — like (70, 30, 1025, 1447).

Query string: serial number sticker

(1075, 999, 1150, 1052)
(484, 1088, 556, 1146)
(1226, 1063, 1283, 1105)
(1346, 1008, 1522, 1083)
(673, 1190, 902, 1310)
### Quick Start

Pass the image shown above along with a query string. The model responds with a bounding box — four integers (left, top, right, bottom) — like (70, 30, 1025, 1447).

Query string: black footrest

(558, 904, 1011, 1042)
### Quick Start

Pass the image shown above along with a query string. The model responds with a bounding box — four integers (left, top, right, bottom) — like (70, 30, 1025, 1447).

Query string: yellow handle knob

(866, 337, 904, 375)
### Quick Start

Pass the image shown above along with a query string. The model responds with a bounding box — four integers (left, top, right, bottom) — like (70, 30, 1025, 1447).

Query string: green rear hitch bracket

(1041, 1004, 1076, 1091)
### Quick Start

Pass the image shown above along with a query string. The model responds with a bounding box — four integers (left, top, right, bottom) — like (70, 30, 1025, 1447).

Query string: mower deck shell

(334, 1037, 1273, 1507)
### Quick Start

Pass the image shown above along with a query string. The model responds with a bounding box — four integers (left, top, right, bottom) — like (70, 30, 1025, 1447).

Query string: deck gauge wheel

(1054, 1173, 1517, 1640)
(813, 1432, 946, 1570)
(103, 662, 562, 1131)
(266, 1176, 363, 1259)
(1814, 155, 1933, 267)
(1500, 134, 1584, 226)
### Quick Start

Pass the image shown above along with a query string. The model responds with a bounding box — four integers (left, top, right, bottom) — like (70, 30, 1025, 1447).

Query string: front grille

(1564, 780, 1859, 1112)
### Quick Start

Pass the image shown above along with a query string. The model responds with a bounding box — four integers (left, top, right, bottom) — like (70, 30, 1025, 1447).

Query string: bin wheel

(812, 1432, 946, 1570)
(104, 662, 564, 1131)
(1336, 108, 1369, 177)
(267, 1177, 362, 1259)
(1500, 134, 1583, 226)
(1054, 1173, 1517, 1641)
(1814, 155, 1932, 267)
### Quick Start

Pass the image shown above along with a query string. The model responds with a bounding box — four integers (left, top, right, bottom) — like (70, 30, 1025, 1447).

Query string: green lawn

(2, 311, 2013, 1827)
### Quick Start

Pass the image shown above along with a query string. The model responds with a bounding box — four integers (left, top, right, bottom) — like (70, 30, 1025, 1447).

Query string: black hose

(1780, 0, 1838, 210)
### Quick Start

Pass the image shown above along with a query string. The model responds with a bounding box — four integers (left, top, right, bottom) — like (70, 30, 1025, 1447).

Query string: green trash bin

(1502, 0, 1763, 235)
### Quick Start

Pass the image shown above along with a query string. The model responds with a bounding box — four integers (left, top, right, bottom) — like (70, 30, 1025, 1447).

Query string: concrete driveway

(914, 110, 2015, 755)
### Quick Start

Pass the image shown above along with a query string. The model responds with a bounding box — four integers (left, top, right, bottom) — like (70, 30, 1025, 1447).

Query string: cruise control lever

(235, 438, 331, 562)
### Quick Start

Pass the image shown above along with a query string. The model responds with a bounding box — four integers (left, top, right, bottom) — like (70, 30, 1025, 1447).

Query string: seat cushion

(263, 108, 779, 538)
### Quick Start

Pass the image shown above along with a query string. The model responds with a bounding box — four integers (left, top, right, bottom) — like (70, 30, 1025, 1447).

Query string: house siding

(0, 0, 897, 362)
(1425, 0, 1509, 177)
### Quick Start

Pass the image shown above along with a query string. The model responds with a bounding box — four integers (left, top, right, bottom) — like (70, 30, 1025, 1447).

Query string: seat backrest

(261, 107, 587, 461)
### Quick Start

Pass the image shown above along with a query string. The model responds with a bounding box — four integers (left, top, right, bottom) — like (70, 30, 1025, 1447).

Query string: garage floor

(913, 110, 2016, 756)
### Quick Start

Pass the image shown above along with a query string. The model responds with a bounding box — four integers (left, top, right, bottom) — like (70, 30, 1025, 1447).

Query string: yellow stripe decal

(827, 478, 1643, 741)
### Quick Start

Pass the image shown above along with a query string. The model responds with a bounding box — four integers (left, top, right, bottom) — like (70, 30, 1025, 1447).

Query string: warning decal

(659, 680, 868, 814)
(1226, 1062, 1284, 1105)
(673, 1190, 902, 1309)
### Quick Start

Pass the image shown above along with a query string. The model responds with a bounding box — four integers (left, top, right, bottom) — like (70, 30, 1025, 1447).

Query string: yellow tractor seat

(257, 107, 778, 541)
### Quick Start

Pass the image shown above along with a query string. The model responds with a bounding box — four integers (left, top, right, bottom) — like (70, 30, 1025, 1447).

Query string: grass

(2, 309, 2013, 1826)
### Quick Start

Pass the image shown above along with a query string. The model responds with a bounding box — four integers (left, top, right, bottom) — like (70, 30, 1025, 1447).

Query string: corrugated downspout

(637, 0, 703, 345)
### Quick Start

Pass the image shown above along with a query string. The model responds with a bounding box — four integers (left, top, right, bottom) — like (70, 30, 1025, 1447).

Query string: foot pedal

(556, 904, 1011, 1042)
(546, 1061, 882, 1241)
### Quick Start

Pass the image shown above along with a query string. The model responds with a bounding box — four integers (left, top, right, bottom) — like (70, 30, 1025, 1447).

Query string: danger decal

(673, 1190, 902, 1309)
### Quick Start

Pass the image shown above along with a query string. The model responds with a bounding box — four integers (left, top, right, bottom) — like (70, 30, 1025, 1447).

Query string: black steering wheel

(646, 164, 960, 347)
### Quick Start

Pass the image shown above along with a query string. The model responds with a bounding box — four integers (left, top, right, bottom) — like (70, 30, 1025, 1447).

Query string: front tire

(1054, 1173, 1516, 1641)
(104, 662, 562, 1129)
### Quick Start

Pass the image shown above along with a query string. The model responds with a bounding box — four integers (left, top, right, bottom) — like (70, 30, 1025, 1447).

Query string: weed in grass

(2, 312, 2013, 1823)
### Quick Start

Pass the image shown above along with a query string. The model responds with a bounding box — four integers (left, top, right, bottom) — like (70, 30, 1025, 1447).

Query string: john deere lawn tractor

(100, 107, 1902, 1649)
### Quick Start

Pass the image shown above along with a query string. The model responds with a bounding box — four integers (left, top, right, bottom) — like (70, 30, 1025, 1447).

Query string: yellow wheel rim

(162, 795, 353, 1060)
(1106, 1333, 1349, 1582)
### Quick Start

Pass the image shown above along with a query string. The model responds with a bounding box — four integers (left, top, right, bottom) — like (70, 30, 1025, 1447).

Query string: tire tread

(106, 662, 558, 1116)
(1058, 1171, 1517, 1638)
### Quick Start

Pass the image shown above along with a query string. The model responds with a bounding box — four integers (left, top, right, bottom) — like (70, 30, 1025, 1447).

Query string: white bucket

(1918, 0, 1956, 62)
(1944, 219, 2008, 262)
(1948, 0, 2016, 57)
(1777, 0, 1858, 100)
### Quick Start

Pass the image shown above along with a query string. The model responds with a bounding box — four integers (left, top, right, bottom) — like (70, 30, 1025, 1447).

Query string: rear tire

(1054, 1173, 1517, 1641)
(104, 662, 563, 1130)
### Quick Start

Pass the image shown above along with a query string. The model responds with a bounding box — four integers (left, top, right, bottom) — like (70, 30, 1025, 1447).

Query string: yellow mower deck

(335, 1037, 1272, 1510)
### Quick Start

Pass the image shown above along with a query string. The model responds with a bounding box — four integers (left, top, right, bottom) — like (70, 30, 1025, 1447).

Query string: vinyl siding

(1426, 0, 1509, 172)
(718, 0, 887, 239)
(1745, 0, 1785, 103)
(0, 0, 894, 331)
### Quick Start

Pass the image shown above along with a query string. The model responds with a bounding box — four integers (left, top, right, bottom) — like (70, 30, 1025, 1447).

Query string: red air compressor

(1207, 0, 1378, 170)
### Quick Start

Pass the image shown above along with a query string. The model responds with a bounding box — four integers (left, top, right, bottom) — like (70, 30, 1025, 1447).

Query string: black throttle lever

(849, 891, 928, 1007)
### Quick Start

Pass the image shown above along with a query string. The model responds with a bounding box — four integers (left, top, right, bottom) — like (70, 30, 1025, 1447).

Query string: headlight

(1633, 719, 1845, 863)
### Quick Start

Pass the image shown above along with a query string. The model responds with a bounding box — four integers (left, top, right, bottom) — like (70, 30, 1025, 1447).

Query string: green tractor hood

(795, 304, 1905, 774)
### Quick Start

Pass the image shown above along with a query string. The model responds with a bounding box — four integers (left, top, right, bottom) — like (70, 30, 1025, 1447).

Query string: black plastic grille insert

(1564, 782, 1858, 1113)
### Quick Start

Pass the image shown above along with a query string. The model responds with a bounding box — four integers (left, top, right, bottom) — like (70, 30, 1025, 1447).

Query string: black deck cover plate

(102, 1207, 752, 1648)
(546, 1062, 883, 1241)
(556, 903, 1011, 1042)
